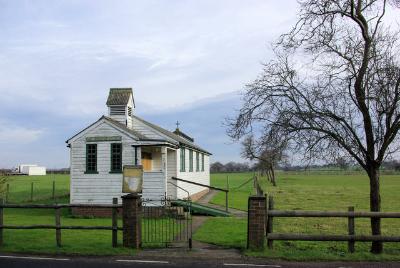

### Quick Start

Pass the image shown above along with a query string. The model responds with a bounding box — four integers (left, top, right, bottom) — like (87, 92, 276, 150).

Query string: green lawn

(4, 174, 70, 203)
(193, 171, 400, 261)
(2, 171, 400, 260)
(210, 172, 256, 211)
(1, 196, 186, 255)
(0, 175, 184, 255)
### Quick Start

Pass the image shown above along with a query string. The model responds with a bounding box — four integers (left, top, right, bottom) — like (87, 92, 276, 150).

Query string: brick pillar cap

(249, 195, 266, 200)
(121, 193, 141, 199)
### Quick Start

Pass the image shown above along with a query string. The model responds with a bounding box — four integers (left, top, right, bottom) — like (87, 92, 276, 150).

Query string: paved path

(196, 189, 247, 217)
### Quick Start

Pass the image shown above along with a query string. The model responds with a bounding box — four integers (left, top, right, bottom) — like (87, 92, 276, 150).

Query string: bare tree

(335, 156, 351, 170)
(228, 0, 400, 254)
(242, 131, 288, 186)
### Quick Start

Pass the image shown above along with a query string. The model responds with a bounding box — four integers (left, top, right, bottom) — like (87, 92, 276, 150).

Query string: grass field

(193, 171, 400, 260)
(209, 171, 400, 211)
(2, 172, 400, 260)
(3, 174, 70, 203)
(1, 197, 135, 255)
(0, 175, 182, 255)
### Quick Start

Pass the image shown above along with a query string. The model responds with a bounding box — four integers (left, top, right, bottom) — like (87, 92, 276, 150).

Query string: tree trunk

(270, 165, 277, 187)
(265, 169, 271, 182)
(368, 165, 383, 254)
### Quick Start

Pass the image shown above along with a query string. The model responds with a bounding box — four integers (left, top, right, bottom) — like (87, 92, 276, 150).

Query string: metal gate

(141, 196, 192, 248)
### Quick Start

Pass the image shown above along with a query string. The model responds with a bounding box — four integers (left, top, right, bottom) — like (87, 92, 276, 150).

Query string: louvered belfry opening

(106, 88, 134, 127)
(110, 105, 126, 116)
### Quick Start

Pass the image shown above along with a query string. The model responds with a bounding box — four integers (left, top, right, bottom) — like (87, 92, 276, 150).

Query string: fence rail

(0, 198, 121, 248)
(268, 210, 400, 218)
(172, 176, 230, 212)
(265, 195, 400, 253)
(4, 181, 68, 203)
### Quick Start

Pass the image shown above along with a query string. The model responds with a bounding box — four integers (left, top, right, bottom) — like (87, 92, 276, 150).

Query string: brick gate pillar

(247, 196, 266, 250)
(122, 193, 141, 248)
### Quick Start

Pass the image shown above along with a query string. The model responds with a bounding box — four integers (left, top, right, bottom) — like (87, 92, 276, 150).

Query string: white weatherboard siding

(68, 89, 211, 207)
(70, 121, 140, 204)
(176, 148, 210, 200)
(143, 172, 165, 201)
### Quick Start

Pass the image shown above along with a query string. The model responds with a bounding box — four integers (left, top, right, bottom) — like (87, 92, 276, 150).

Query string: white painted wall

(70, 121, 139, 204)
(69, 117, 211, 205)
(142, 171, 165, 201)
(176, 148, 210, 200)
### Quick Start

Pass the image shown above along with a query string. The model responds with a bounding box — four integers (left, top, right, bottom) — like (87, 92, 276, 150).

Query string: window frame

(180, 147, 186, 172)
(85, 144, 98, 174)
(110, 143, 123, 173)
(196, 152, 200, 172)
(201, 153, 205, 172)
(189, 149, 193, 172)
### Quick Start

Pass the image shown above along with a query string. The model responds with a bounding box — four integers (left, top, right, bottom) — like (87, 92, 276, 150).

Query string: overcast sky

(0, 0, 303, 168)
(2, 1, 394, 170)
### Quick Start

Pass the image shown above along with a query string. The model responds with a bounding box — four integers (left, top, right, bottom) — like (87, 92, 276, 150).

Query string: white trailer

(19, 164, 47, 176)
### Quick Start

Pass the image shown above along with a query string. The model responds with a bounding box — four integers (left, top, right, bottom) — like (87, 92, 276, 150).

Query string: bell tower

(106, 88, 135, 128)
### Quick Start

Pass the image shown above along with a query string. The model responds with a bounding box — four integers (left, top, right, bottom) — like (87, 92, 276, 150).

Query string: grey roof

(173, 128, 194, 142)
(66, 111, 211, 155)
(103, 116, 148, 140)
(106, 88, 133, 106)
(66, 116, 148, 143)
(132, 115, 211, 155)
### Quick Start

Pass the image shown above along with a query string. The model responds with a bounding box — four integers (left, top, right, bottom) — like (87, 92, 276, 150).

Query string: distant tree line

(211, 160, 400, 173)
(210, 162, 255, 173)
(47, 168, 70, 174)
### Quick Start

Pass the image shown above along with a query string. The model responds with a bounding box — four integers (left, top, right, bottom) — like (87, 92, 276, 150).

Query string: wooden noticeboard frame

(122, 165, 143, 194)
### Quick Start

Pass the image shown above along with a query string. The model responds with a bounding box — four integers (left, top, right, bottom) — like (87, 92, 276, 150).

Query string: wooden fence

(4, 181, 66, 203)
(172, 177, 230, 212)
(265, 196, 400, 253)
(0, 198, 121, 248)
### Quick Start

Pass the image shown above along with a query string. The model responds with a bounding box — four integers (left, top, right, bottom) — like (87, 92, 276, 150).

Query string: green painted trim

(196, 152, 200, 172)
(110, 143, 122, 173)
(109, 171, 122, 174)
(84, 171, 99, 174)
(86, 144, 98, 173)
(189, 149, 193, 172)
(201, 153, 205, 171)
(86, 136, 122, 142)
(180, 147, 186, 172)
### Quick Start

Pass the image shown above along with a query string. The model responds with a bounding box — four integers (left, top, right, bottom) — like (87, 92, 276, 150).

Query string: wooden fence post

(348, 206, 355, 253)
(0, 198, 3, 247)
(112, 198, 118, 248)
(225, 175, 229, 212)
(266, 195, 274, 249)
(55, 207, 61, 247)
(52, 181, 55, 201)
(265, 194, 268, 236)
(30, 182, 34, 202)
(225, 192, 229, 212)
(6, 184, 9, 203)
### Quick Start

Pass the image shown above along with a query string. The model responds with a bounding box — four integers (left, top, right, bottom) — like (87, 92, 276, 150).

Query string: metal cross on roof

(176, 121, 180, 129)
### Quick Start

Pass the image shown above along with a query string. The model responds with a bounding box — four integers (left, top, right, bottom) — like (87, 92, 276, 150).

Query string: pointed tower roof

(106, 88, 133, 106)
